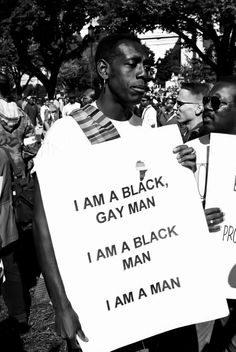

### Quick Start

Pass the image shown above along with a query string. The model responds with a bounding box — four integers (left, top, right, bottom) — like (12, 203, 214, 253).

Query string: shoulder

(147, 105, 157, 114)
(129, 113, 143, 126)
(34, 116, 86, 171)
(70, 107, 89, 122)
(43, 115, 80, 146)
(70, 104, 101, 122)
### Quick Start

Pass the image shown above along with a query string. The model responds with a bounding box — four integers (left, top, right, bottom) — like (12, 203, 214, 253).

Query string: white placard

(206, 133, 236, 299)
(36, 121, 228, 352)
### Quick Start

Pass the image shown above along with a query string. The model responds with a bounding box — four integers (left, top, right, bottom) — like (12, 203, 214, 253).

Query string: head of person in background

(176, 82, 210, 142)
(201, 76, 236, 135)
(140, 92, 152, 109)
(164, 96, 176, 112)
(0, 72, 22, 132)
(26, 96, 34, 105)
(44, 97, 50, 106)
(156, 96, 178, 129)
(140, 92, 157, 128)
(80, 88, 96, 107)
(43, 102, 59, 132)
(68, 94, 76, 105)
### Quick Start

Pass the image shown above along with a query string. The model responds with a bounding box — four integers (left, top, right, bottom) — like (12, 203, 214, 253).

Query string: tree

(57, 56, 98, 96)
(0, 35, 33, 98)
(93, 0, 236, 79)
(181, 57, 217, 83)
(0, 0, 95, 98)
(155, 39, 181, 85)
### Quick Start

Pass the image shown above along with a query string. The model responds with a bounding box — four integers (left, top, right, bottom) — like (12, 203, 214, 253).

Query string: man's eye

(127, 61, 136, 67)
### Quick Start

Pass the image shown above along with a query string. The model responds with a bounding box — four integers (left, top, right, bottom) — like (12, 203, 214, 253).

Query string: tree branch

(179, 16, 220, 52)
(173, 26, 218, 70)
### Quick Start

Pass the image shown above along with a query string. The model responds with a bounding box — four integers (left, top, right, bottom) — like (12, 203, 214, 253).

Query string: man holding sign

(33, 33, 226, 352)
(195, 77, 236, 352)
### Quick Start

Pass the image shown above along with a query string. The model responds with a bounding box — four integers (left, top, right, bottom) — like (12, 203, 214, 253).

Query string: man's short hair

(95, 33, 141, 68)
(180, 82, 210, 97)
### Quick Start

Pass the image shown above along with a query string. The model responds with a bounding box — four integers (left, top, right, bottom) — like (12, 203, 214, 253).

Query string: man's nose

(137, 64, 149, 80)
(204, 102, 214, 111)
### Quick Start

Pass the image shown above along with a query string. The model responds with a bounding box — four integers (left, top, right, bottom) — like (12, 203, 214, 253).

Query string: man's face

(165, 99, 175, 112)
(107, 40, 150, 105)
(69, 97, 76, 104)
(140, 97, 149, 107)
(203, 83, 236, 134)
(176, 89, 199, 125)
(82, 91, 95, 105)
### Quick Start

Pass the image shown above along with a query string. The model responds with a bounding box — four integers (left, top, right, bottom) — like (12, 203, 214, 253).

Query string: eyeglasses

(202, 95, 232, 111)
(176, 100, 197, 107)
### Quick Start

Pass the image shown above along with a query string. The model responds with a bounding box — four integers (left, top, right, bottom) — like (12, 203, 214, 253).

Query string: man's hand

(173, 145, 197, 172)
(55, 304, 88, 351)
(205, 207, 224, 232)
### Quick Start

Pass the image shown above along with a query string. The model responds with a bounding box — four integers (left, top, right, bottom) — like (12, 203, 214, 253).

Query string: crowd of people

(0, 31, 236, 352)
(14, 88, 97, 141)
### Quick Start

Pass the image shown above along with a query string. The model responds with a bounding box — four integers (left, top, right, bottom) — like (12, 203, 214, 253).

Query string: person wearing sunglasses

(176, 82, 210, 142)
(201, 78, 236, 135)
(200, 77, 236, 352)
(186, 77, 236, 352)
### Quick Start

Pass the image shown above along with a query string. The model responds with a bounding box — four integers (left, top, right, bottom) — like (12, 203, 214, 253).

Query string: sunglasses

(202, 96, 222, 111)
(176, 100, 197, 107)
(202, 95, 232, 111)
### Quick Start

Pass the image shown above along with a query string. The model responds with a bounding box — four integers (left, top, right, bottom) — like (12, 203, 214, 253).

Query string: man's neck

(96, 90, 131, 121)
(188, 116, 202, 132)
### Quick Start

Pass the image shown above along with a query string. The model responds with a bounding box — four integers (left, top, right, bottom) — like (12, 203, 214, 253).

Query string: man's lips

(131, 86, 147, 94)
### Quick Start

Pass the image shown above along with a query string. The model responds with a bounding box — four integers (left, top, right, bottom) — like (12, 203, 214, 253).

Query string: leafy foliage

(155, 39, 181, 85)
(181, 58, 217, 83)
(0, 0, 93, 98)
(95, 0, 236, 78)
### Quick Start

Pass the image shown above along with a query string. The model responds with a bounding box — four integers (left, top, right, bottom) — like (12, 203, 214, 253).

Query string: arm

(33, 175, 88, 348)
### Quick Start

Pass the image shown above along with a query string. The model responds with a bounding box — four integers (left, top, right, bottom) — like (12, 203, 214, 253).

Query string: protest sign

(206, 133, 236, 299)
(36, 120, 228, 352)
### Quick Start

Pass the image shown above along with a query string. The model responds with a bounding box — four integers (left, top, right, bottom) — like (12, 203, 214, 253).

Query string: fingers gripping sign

(173, 145, 197, 173)
(205, 207, 225, 233)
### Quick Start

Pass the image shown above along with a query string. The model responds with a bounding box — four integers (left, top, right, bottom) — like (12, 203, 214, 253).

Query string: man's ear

(97, 59, 110, 81)
(195, 104, 203, 116)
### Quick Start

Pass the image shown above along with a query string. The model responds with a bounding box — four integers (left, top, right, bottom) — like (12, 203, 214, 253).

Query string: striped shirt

(70, 104, 121, 144)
